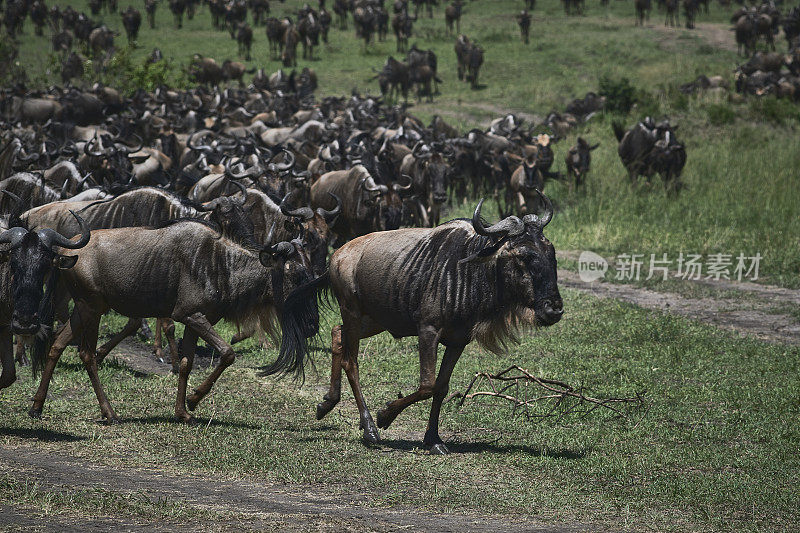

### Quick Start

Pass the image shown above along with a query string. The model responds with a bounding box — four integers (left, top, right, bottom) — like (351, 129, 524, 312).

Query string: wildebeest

(444, 1, 462, 35)
(236, 22, 254, 61)
(0, 211, 91, 390)
(145, 0, 157, 29)
(613, 119, 686, 193)
(507, 153, 544, 216)
(121, 6, 142, 43)
(28, 220, 316, 423)
(635, 0, 651, 26)
(565, 137, 599, 190)
(517, 10, 531, 44)
(169, 0, 185, 28)
(455, 35, 483, 89)
(266, 196, 563, 454)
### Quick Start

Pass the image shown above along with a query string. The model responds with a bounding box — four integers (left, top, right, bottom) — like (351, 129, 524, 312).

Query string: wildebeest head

(425, 152, 450, 204)
(1, 211, 90, 338)
(470, 195, 563, 326)
(569, 137, 599, 178)
(199, 179, 256, 244)
(520, 156, 540, 190)
(280, 191, 341, 275)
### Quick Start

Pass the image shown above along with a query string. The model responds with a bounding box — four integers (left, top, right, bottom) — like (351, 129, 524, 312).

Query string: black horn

(472, 199, 524, 238)
(280, 192, 315, 221)
(37, 211, 91, 250)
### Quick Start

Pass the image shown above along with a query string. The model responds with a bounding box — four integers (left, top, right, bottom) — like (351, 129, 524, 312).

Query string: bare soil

(0, 446, 584, 532)
(557, 250, 800, 345)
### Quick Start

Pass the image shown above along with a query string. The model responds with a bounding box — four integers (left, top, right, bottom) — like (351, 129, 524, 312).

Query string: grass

(2, 2, 799, 529)
(1, 289, 799, 531)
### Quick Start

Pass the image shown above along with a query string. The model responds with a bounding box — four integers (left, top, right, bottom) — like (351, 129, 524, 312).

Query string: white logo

(578, 251, 607, 282)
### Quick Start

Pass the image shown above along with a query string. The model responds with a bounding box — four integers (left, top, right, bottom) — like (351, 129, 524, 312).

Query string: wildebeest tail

(31, 270, 60, 378)
(611, 120, 626, 142)
(260, 270, 331, 381)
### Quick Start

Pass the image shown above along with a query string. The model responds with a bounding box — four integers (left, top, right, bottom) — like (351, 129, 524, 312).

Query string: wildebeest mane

(395, 220, 535, 354)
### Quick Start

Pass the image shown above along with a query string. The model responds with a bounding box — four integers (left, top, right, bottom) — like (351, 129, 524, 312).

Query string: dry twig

(447, 365, 645, 422)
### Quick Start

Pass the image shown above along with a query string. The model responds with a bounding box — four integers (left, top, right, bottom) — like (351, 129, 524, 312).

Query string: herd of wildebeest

(0, 0, 796, 453)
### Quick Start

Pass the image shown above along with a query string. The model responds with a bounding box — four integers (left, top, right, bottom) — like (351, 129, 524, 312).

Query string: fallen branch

(447, 365, 645, 422)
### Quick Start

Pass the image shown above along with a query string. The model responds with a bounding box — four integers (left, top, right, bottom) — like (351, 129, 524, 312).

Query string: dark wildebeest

(392, 9, 414, 53)
(169, 0, 185, 29)
(455, 34, 471, 81)
(266, 196, 563, 454)
(507, 153, 544, 216)
(61, 52, 84, 85)
(283, 22, 299, 67)
(517, 10, 531, 44)
(444, 1, 462, 35)
(0, 211, 91, 390)
(309, 165, 392, 243)
(145, 0, 157, 29)
(236, 22, 254, 60)
(29, 220, 316, 423)
(635, 0, 651, 26)
(613, 120, 686, 193)
(467, 42, 484, 89)
(30, 0, 48, 36)
(298, 12, 321, 59)
(683, 0, 697, 30)
(565, 137, 599, 190)
(121, 6, 142, 43)
(664, 0, 678, 27)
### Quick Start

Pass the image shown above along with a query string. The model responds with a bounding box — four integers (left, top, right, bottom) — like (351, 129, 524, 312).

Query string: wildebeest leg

(416, 198, 430, 227)
(375, 326, 440, 430)
(175, 327, 197, 422)
(423, 344, 466, 455)
(340, 317, 380, 444)
(316, 324, 344, 419)
(30, 319, 76, 418)
(76, 305, 119, 423)
(0, 327, 16, 389)
(95, 317, 141, 363)
(184, 313, 236, 411)
(14, 336, 28, 365)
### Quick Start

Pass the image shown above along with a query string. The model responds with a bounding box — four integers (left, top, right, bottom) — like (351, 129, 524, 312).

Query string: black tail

(611, 120, 626, 142)
(31, 270, 60, 378)
(260, 271, 331, 380)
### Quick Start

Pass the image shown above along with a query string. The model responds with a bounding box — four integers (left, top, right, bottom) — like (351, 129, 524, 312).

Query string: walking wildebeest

(613, 120, 686, 193)
(28, 220, 316, 423)
(565, 137, 599, 190)
(266, 196, 563, 454)
(0, 210, 91, 390)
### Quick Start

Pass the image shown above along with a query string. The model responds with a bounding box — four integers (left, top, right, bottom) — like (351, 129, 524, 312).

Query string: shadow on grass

(0, 427, 86, 442)
(378, 438, 590, 458)
(122, 415, 260, 430)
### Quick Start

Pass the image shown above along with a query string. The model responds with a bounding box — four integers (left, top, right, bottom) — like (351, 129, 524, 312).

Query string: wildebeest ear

(53, 255, 78, 269)
(258, 250, 277, 267)
(589, 143, 600, 150)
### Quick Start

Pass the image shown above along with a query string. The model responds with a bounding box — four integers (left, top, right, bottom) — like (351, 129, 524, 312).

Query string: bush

(0, 39, 27, 87)
(599, 75, 639, 114)
(707, 103, 736, 125)
(95, 46, 180, 95)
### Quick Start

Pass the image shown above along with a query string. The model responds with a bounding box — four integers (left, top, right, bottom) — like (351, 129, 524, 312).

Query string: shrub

(599, 75, 638, 114)
(750, 97, 800, 125)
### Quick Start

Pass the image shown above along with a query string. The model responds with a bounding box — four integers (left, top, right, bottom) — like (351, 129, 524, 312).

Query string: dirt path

(0, 446, 582, 533)
(557, 251, 800, 346)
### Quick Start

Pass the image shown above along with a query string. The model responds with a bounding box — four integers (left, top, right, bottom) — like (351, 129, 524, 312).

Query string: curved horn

(316, 193, 341, 223)
(267, 240, 295, 257)
(392, 174, 413, 192)
(522, 190, 553, 228)
(361, 177, 388, 194)
(0, 189, 24, 211)
(187, 130, 214, 153)
(115, 134, 144, 154)
(83, 137, 105, 157)
(224, 159, 256, 180)
(471, 199, 524, 238)
(279, 192, 315, 221)
(37, 211, 90, 250)
(227, 178, 248, 206)
(272, 149, 295, 171)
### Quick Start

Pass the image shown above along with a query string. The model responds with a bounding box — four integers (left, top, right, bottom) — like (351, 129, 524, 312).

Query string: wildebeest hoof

(100, 414, 121, 425)
(316, 401, 334, 420)
(375, 407, 395, 429)
(28, 407, 43, 419)
(362, 426, 380, 445)
(186, 393, 200, 411)
(429, 443, 450, 455)
(174, 413, 196, 424)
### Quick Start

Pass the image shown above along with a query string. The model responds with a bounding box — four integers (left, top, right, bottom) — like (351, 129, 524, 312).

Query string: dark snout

(537, 298, 563, 326)
(11, 310, 41, 335)
(432, 191, 448, 203)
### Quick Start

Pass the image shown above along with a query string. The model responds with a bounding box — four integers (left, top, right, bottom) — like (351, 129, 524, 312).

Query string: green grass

(1, 291, 798, 531)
